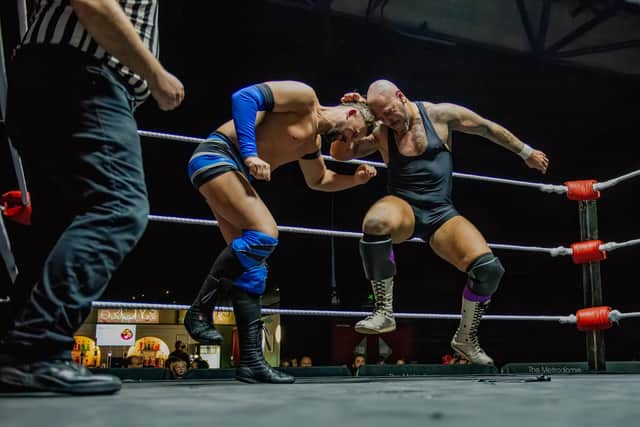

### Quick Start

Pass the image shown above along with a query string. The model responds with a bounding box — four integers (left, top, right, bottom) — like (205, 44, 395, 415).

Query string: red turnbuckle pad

(564, 179, 600, 201)
(576, 306, 613, 331)
(570, 240, 606, 264)
(1, 190, 32, 225)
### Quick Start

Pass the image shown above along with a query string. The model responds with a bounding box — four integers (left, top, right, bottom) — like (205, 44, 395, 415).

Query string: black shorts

(187, 131, 250, 188)
(410, 203, 460, 241)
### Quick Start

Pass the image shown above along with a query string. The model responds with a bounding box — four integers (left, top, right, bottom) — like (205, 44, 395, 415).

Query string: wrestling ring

(4, 128, 640, 365)
(4, 129, 640, 426)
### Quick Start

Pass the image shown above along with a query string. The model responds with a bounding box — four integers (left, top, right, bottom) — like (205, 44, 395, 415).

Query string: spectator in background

(442, 352, 469, 365)
(165, 357, 188, 379)
(279, 358, 291, 368)
(396, 358, 406, 365)
(289, 357, 299, 368)
(168, 340, 190, 364)
(125, 355, 143, 368)
(376, 356, 386, 365)
(299, 355, 313, 368)
(190, 359, 209, 369)
(351, 353, 367, 376)
(453, 354, 470, 365)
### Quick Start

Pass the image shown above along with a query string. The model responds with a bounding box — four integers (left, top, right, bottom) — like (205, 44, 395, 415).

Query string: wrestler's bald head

(366, 79, 411, 132)
(367, 79, 400, 103)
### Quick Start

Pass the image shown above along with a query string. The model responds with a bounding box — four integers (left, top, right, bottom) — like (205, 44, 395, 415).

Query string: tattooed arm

(433, 103, 549, 174)
(330, 126, 383, 160)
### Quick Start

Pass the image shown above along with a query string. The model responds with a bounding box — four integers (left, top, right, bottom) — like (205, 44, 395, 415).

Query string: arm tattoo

(354, 138, 378, 157)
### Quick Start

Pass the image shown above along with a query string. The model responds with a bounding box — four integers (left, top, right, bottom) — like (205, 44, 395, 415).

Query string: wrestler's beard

(399, 105, 411, 132)
(392, 106, 411, 134)
(400, 117, 410, 132)
(392, 117, 410, 134)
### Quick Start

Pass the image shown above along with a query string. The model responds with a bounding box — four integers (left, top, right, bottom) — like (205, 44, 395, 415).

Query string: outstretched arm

(232, 81, 318, 181)
(299, 154, 377, 192)
(436, 103, 549, 173)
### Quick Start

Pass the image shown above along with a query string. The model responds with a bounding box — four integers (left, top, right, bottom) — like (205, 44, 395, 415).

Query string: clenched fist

(525, 149, 549, 174)
(354, 164, 377, 184)
(245, 156, 271, 181)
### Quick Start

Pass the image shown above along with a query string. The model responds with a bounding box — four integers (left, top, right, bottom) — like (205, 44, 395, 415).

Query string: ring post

(2, 3, 30, 207)
(330, 194, 340, 305)
(579, 200, 606, 371)
(0, 13, 20, 285)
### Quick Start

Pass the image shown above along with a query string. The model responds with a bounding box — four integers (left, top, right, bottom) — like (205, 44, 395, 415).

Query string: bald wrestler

(334, 80, 549, 365)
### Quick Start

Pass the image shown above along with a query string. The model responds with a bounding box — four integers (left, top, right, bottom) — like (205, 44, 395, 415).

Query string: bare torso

(216, 107, 321, 171)
(378, 102, 452, 163)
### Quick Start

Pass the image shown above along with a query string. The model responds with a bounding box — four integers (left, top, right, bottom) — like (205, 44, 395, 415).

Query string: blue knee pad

(231, 230, 278, 295)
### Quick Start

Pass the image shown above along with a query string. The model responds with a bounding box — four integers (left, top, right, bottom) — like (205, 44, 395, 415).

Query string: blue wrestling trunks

(187, 131, 251, 188)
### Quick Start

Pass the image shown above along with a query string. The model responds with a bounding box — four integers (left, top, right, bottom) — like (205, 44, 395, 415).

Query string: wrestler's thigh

(209, 205, 242, 244)
(362, 195, 415, 243)
(429, 215, 491, 272)
(198, 171, 277, 238)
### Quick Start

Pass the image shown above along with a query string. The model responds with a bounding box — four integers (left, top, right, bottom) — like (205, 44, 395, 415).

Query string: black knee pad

(466, 253, 505, 296)
(359, 235, 396, 281)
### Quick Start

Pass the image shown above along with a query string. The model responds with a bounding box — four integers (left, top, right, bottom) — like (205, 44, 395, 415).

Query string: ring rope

(593, 169, 640, 191)
(137, 129, 568, 194)
(90, 301, 640, 328)
(615, 311, 640, 321)
(91, 300, 569, 322)
(148, 214, 573, 256)
(600, 238, 640, 252)
(148, 215, 640, 256)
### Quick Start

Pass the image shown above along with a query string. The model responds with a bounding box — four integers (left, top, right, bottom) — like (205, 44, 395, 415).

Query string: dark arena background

(1, 2, 640, 423)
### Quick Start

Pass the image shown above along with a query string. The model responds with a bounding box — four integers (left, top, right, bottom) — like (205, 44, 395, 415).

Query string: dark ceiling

(269, 0, 640, 75)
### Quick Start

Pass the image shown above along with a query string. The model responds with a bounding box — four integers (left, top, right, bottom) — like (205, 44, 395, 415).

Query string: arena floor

(2, 374, 640, 427)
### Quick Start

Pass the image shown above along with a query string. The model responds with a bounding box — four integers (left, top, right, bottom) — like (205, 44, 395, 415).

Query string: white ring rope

(91, 300, 571, 323)
(600, 239, 640, 252)
(148, 214, 640, 256)
(138, 130, 207, 145)
(593, 169, 640, 191)
(148, 214, 573, 256)
(614, 311, 640, 321)
(137, 129, 567, 194)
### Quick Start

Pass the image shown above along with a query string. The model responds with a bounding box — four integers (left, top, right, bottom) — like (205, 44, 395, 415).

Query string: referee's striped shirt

(19, 0, 159, 105)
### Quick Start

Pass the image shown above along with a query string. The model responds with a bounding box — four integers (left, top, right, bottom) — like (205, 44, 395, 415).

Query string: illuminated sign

(213, 310, 236, 325)
(96, 324, 137, 346)
(97, 308, 159, 324)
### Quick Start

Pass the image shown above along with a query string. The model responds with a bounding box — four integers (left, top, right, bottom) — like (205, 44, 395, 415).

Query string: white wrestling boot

(450, 297, 494, 366)
(355, 278, 396, 334)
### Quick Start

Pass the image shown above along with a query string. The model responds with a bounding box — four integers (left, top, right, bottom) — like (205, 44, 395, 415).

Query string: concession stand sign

(97, 308, 160, 324)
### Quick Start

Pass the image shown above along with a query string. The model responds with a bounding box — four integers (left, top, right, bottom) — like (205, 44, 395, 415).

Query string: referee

(0, 0, 183, 395)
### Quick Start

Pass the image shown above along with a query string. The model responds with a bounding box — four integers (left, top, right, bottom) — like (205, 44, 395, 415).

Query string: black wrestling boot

(184, 277, 228, 345)
(184, 248, 242, 345)
(232, 287, 294, 384)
